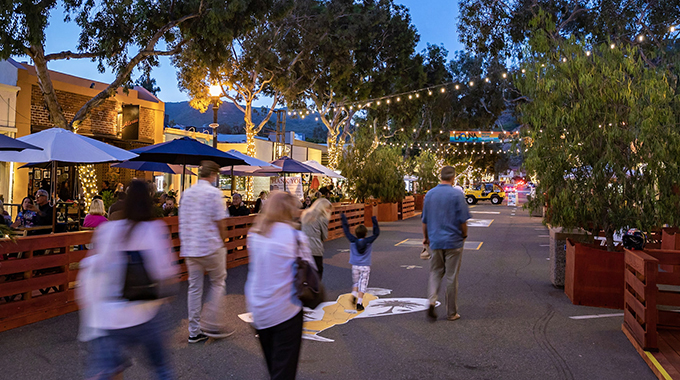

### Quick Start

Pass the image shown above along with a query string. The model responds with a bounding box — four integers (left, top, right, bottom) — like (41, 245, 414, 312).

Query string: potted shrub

(339, 127, 405, 223)
(519, 23, 680, 308)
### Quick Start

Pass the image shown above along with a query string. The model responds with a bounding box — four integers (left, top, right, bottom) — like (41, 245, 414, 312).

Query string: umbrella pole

(51, 161, 57, 233)
(181, 159, 186, 195)
(283, 173, 287, 192)
(230, 166, 235, 197)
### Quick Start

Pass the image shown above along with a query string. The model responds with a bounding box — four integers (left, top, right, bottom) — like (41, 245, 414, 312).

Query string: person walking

(422, 166, 471, 322)
(301, 198, 332, 279)
(245, 191, 316, 380)
(77, 179, 178, 379)
(179, 160, 232, 343)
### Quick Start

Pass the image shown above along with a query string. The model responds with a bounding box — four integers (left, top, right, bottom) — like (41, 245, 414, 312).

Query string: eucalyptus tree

(519, 13, 680, 250)
(1, 0, 273, 131)
(289, 0, 421, 169)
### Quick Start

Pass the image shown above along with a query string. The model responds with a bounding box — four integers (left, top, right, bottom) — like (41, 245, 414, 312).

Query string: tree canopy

(1, 0, 274, 130)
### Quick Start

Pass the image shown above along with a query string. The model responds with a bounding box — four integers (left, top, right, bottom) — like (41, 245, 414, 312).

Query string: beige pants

(186, 248, 227, 336)
(427, 247, 464, 318)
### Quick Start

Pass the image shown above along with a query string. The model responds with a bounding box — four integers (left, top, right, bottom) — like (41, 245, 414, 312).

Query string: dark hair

(355, 224, 368, 238)
(166, 196, 176, 203)
(103, 181, 110, 186)
(93, 195, 103, 201)
(124, 180, 154, 223)
(20, 196, 32, 212)
(116, 191, 127, 201)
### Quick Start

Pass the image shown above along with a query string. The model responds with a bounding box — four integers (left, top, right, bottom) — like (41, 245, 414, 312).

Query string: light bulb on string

(440, 87, 446, 93)
(428, 91, 433, 96)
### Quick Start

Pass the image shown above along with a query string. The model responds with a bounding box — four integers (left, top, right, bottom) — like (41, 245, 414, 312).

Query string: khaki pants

(186, 248, 227, 336)
(427, 247, 464, 318)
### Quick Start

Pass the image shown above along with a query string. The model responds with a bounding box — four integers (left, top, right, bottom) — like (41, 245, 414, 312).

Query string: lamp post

(209, 84, 221, 148)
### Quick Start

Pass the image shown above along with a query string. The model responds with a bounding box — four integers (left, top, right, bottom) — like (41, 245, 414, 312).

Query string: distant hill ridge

(165, 101, 324, 139)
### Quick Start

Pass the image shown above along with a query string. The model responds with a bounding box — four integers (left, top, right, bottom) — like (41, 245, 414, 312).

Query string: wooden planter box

(398, 196, 416, 220)
(376, 202, 398, 222)
(364, 202, 374, 227)
(565, 238, 624, 309)
(414, 194, 425, 211)
(327, 203, 365, 241)
(662, 228, 680, 250)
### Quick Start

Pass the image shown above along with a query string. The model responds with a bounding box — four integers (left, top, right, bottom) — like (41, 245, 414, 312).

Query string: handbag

(294, 234, 325, 309)
(122, 250, 160, 301)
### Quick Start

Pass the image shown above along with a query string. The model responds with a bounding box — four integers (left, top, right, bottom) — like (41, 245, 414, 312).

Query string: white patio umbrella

(303, 160, 345, 179)
(0, 128, 138, 231)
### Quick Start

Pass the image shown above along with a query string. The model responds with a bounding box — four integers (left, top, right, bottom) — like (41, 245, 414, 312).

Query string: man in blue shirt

(422, 166, 471, 321)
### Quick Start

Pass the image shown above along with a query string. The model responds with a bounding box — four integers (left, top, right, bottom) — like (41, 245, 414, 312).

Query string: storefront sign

(449, 131, 519, 143)
(271, 176, 303, 199)
(122, 105, 140, 140)
(507, 191, 517, 207)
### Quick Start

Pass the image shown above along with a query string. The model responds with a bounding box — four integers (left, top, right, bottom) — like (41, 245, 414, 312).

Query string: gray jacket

(301, 216, 328, 257)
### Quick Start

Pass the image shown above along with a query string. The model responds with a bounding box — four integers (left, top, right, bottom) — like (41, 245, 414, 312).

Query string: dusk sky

(29, 1, 463, 105)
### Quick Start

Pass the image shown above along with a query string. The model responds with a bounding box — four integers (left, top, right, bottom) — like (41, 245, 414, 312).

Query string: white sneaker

(420, 246, 431, 260)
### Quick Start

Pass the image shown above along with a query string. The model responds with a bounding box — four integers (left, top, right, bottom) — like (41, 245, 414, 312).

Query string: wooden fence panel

(0, 215, 257, 332)
(622, 249, 658, 351)
(327, 203, 365, 241)
(398, 196, 416, 220)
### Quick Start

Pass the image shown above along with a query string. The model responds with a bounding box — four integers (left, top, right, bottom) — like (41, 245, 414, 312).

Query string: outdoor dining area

(0, 128, 352, 333)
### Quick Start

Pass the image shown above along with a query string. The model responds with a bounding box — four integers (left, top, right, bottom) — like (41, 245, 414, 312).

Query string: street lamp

(209, 84, 221, 148)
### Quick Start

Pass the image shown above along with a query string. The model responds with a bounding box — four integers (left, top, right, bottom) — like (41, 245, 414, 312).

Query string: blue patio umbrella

(129, 136, 246, 192)
(111, 161, 195, 175)
(0, 134, 43, 152)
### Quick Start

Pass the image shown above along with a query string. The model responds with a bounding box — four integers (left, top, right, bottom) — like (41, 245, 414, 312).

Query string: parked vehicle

(465, 183, 506, 205)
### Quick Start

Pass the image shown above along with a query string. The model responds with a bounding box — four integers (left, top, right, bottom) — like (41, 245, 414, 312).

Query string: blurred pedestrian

(83, 199, 108, 228)
(179, 160, 233, 343)
(246, 191, 316, 380)
(77, 179, 178, 379)
(422, 166, 471, 322)
(301, 198, 332, 279)
(301, 196, 312, 209)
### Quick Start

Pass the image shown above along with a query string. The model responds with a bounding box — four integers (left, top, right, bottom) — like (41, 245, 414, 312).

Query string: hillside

(165, 101, 326, 141)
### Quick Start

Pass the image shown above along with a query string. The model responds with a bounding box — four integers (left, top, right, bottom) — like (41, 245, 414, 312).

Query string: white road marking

(540, 244, 550, 247)
(538, 235, 550, 238)
(471, 211, 500, 215)
(569, 313, 624, 320)
(468, 219, 494, 227)
(535, 228, 547, 231)
(400, 265, 423, 270)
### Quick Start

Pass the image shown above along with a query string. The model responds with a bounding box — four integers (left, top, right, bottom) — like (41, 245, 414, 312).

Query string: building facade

(1, 59, 165, 205)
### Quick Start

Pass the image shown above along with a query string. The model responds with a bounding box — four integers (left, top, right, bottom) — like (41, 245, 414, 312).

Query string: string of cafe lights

(286, 23, 680, 120)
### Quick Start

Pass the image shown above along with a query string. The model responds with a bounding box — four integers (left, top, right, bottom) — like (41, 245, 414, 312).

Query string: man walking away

(180, 160, 233, 343)
(422, 166, 471, 321)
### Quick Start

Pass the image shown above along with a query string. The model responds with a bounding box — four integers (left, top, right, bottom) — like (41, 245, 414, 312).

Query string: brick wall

(31, 85, 118, 135)
(139, 107, 155, 140)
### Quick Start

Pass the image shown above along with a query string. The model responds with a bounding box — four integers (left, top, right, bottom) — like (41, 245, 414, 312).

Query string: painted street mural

(239, 288, 438, 343)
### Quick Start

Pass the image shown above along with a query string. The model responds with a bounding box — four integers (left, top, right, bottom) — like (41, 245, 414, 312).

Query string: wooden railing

(623, 248, 658, 351)
(0, 231, 94, 332)
(623, 248, 680, 352)
(0, 215, 256, 332)
(328, 203, 365, 241)
(399, 196, 416, 220)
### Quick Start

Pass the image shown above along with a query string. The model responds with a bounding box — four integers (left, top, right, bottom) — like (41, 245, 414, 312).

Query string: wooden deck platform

(624, 325, 680, 379)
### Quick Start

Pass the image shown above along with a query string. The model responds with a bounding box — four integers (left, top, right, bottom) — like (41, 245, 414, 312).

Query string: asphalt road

(0, 202, 655, 380)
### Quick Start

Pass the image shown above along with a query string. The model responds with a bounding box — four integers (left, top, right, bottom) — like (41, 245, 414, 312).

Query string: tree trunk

(605, 229, 615, 252)
(245, 114, 257, 200)
(28, 45, 70, 130)
(327, 130, 341, 170)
